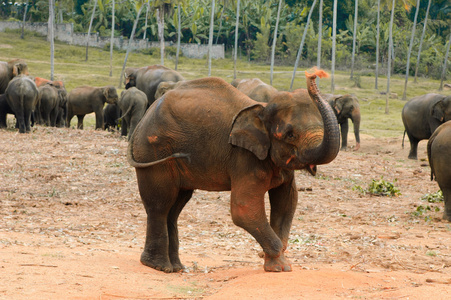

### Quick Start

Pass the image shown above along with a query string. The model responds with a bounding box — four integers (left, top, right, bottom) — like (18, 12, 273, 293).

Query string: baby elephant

(67, 85, 118, 129)
(118, 87, 147, 140)
(428, 121, 451, 221)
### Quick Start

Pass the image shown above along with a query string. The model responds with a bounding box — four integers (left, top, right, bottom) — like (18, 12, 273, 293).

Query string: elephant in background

(34, 77, 64, 89)
(323, 94, 361, 151)
(118, 87, 147, 140)
(5, 75, 39, 133)
(67, 85, 118, 130)
(103, 103, 121, 131)
(154, 81, 184, 99)
(231, 78, 278, 103)
(0, 93, 14, 128)
(0, 59, 29, 94)
(36, 83, 68, 127)
(127, 70, 339, 273)
(427, 121, 451, 221)
(124, 65, 184, 107)
(402, 93, 451, 159)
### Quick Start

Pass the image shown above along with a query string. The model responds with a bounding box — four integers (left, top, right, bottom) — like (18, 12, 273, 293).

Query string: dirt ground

(1, 124, 451, 300)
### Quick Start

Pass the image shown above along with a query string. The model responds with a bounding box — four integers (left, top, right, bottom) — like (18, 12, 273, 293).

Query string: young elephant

(103, 103, 121, 131)
(154, 81, 184, 100)
(232, 78, 278, 103)
(127, 70, 340, 273)
(402, 94, 451, 159)
(118, 87, 147, 140)
(0, 93, 14, 128)
(427, 121, 451, 221)
(36, 83, 67, 127)
(323, 94, 361, 151)
(66, 85, 118, 129)
(5, 75, 39, 133)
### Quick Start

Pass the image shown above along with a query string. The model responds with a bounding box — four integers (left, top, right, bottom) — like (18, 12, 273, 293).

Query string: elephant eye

(285, 130, 296, 141)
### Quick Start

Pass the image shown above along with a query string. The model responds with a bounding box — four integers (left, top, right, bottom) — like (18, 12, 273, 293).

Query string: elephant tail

(402, 130, 406, 149)
(126, 139, 190, 168)
(119, 104, 133, 121)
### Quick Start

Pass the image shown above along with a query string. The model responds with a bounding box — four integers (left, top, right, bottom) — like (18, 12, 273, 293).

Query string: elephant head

(103, 86, 119, 104)
(124, 67, 139, 89)
(432, 95, 451, 123)
(12, 61, 29, 77)
(230, 69, 340, 170)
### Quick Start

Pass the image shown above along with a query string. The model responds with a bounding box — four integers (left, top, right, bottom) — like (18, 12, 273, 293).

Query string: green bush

(353, 177, 401, 197)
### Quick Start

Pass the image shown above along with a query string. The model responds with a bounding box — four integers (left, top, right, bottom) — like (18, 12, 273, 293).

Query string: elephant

(322, 94, 361, 151)
(402, 93, 451, 160)
(34, 77, 64, 89)
(124, 65, 184, 107)
(232, 78, 278, 103)
(66, 85, 118, 130)
(0, 93, 14, 128)
(427, 121, 451, 221)
(127, 69, 340, 273)
(0, 59, 29, 94)
(118, 87, 147, 140)
(36, 83, 68, 127)
(154, 81, 184, 100)
(103, 103, 121, 131)
(5, 75, 39, 133)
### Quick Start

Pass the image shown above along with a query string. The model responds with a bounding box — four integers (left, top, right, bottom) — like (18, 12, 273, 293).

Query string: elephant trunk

(301, 70, 340, 165)
(352, 107, 361, 149)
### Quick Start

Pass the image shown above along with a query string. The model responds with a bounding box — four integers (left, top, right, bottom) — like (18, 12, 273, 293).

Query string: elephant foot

(263, 252, 292, 272)
(171, 262, 185, 273)
(353, 143, 360, 151)
(140, 252, 173, 273)
(442, 212, 451, 222)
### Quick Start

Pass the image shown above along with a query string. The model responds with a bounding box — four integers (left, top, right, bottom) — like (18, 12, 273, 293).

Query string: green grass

(1, 29, 450, 134)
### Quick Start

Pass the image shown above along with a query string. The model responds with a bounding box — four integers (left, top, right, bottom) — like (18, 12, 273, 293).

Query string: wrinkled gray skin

(127, 74, 340, 273)
(0, 93, 14, 128)
(154, 81, 184, 100)
(5, 75, 39, 133)
(118, 87, 147, 140)
(232, 78, 278, 103)
(124, 65, 184, 107)
(428, 121, 451, 221)
(103, 103, 121, 131)
(36, 83, 68, 127)
(0, 59, 29, 94)
(323, 94, 361, 151)
(402, 94, 451, 159)
(67, 86, 118, 130)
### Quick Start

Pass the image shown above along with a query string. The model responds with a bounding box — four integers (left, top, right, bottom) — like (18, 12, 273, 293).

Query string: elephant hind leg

(407, 134, 420, 160)
(167, 189, 193, 272)
(136, 167, 181, 273)
(76, 115, 85, 129)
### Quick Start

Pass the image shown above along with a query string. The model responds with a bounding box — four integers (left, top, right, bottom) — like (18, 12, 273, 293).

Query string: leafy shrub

(353, 177, 401, 197)
(421, 190, 444, 203)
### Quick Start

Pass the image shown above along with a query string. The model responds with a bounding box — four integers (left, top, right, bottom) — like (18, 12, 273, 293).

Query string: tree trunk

(157, 8, 165, 66)
(215, 7, 224, 44)
(331, 0, 337, 93)
(109, 0, 115, 77)
(414, 0, 431, 83)
(386, 0, 395, 114)
(21, 1, 29, 39)
(49, 0, 55, 80)
(270, 0, 283, 85)
(85, 0, 98, 62)
(233, 0, 240, 79)
(208, 0, 215, 76)
(350, 0, 358, 79)
(439, 33, 451, 91)
(290, 0, 317, 90)
(175, 4, 181, 70)
(317, 0, 323, 70)
(402, 0, 420, 100)
(375, 0, 380, 89)
(118, 6, 144, 88)
(143, 2, 149, 40)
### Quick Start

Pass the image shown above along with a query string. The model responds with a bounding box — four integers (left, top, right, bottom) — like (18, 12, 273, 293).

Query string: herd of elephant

(2, 58, 451, 274)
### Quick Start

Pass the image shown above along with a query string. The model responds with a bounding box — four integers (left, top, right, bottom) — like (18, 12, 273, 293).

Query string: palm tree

(270, 0, 283, 85)
(290, 0, 317, 90)
(385, 0, 396, 114)
(152, 1, 173, 66)
(331, 0, 337, 93)
(414, 0, 431, 83)
(402, 0, 420, 100)
(21, 0, 29, 39)
(49, 0, 55, 80)
(350, 0, 358, 79)
(118, 1, 145, 87)
(233, 0, 240, 79)
(175, 1, 182, 70)
(143, 1, 150, 40)
(375, 0, 380, 89)
(109, 0, 115, 77)
(208, 0, 216, 76)
(439, 33, 451, 91)
(317, 0, 323, 71)
(85, 0, 98, 61)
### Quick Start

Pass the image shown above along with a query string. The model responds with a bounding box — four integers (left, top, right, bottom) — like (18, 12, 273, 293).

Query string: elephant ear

(229, 104, 270, 160)
(334, 96, 345, 114)
(432, 100, 444, 122)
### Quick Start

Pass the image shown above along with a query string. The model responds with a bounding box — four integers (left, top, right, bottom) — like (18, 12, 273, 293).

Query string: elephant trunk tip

(305, 67, 329, 80)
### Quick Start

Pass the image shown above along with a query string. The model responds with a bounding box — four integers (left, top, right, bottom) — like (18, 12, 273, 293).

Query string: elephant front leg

(230, 183, 291, 272)
(340, 120, 349, 150)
